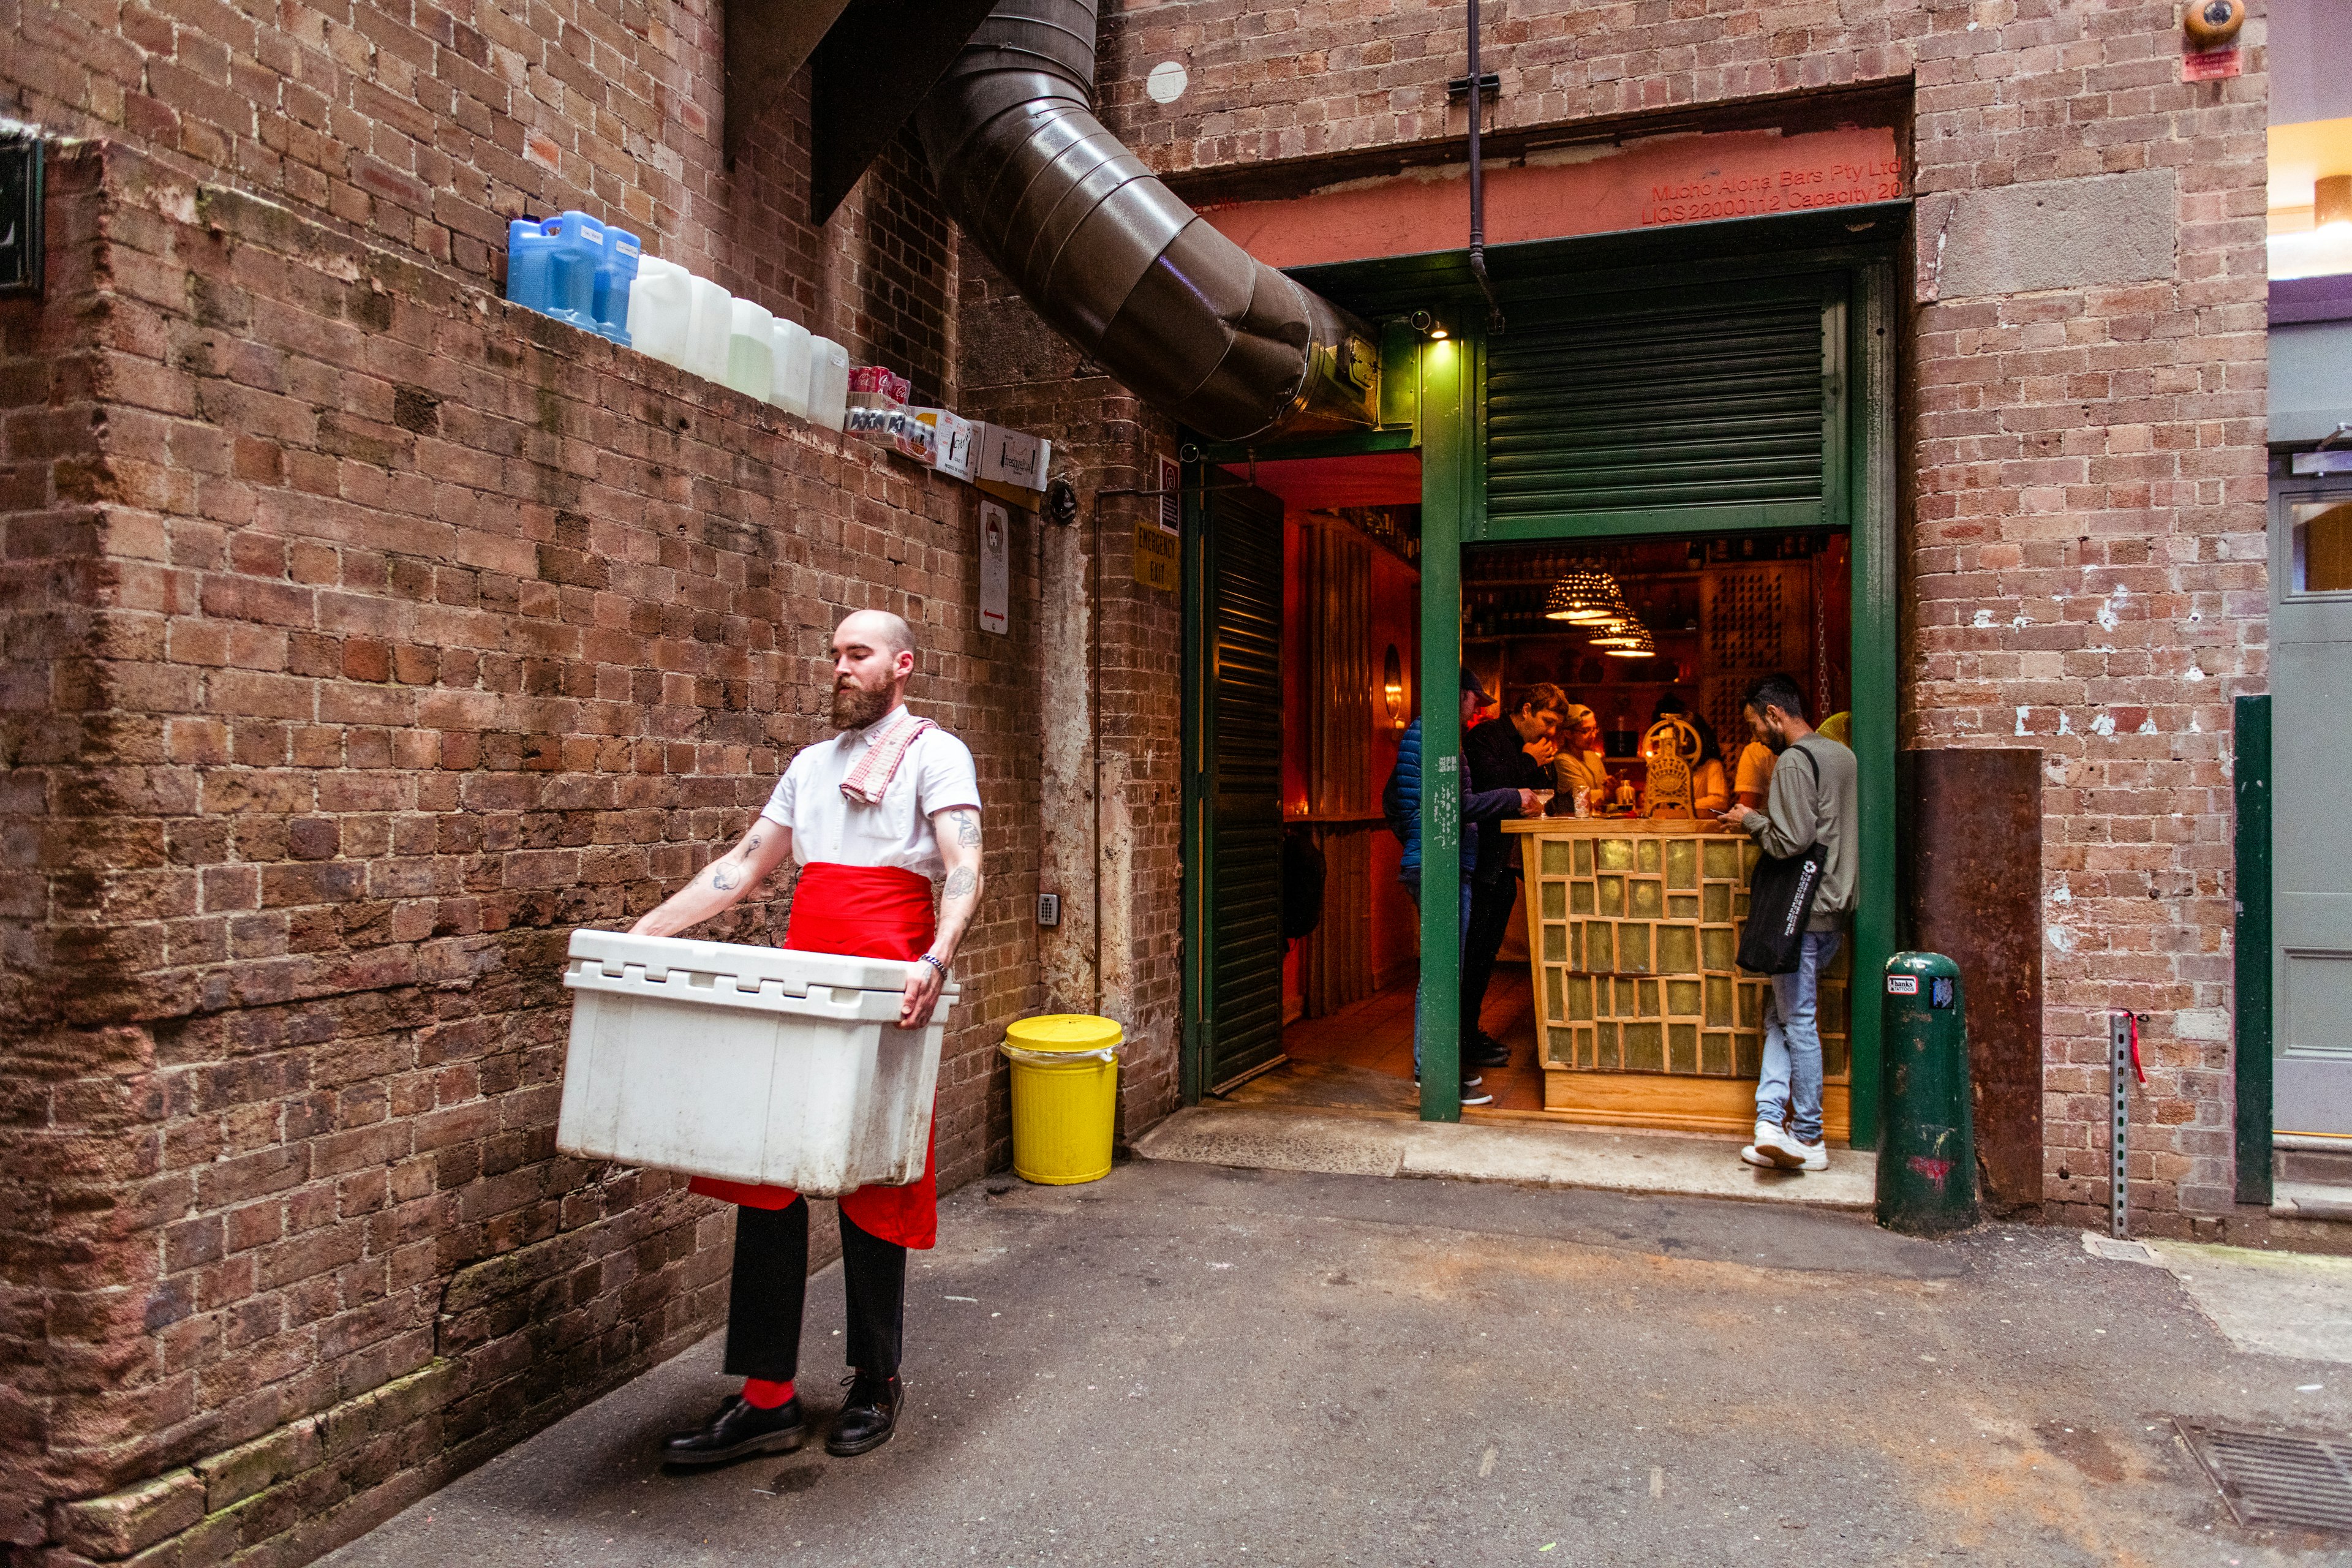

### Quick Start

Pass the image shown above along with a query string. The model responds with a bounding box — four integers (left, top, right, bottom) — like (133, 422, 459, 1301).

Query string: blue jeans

(1401, 873, 1473, 1080)
(1756, 930, 1842, 1145)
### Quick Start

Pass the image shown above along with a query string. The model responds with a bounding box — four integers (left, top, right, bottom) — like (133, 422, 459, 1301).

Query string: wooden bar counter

(1501, 816, 1852, 1139)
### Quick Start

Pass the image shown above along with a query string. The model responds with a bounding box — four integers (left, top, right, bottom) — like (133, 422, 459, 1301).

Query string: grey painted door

(2271, 476, 2352, 1136)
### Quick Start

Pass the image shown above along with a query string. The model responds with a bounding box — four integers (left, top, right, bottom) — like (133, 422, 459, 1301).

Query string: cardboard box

(974, 423, 1051, 511)
(911, 408, 979, 482)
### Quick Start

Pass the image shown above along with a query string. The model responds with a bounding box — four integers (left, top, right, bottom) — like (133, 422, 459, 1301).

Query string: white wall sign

(979, 499, 1009, 636)
(1157, 455, 1181, 537)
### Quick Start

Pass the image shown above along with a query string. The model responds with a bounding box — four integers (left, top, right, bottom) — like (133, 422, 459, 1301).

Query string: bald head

(836, 609, 915, 658)
(829, 610, 917, 730)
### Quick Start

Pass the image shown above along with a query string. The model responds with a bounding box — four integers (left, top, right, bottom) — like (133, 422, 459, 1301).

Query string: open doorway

(1186, 448, 1423, 1098)
(1242, 526, 1857, 1134)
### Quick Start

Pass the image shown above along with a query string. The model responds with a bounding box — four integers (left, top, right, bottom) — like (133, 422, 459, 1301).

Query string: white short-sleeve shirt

(760, 706, 981, 880)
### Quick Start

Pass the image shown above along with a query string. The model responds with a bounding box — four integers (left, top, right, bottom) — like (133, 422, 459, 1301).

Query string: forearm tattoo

(710, 861, 741, 892)
(944, 866, 977, 900)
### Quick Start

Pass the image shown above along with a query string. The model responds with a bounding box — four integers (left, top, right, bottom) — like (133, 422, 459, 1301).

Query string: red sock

(741, 1378, 794, 1409)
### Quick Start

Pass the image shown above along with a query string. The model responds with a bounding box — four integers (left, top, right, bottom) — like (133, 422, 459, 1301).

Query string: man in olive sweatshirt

(1716, 673, 1856, 1171)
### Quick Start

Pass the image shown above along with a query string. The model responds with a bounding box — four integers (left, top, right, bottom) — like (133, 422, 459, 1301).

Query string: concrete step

(2275, 1134, 2352, 1188)
(1132, 1102, 1878, 1210)
(2272, 1180, 2352, 1223)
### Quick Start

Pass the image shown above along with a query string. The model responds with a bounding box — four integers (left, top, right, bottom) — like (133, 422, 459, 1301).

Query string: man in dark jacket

(1383, 668, 1534, 1106)
(1461, 683, 1567, 1066)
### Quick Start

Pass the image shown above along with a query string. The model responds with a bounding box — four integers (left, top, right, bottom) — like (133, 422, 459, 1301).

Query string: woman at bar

(1550, 703, 1609, 812)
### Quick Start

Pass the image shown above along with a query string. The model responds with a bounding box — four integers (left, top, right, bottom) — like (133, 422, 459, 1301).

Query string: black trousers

(1460, 872, 1520, 1041)
(723, 1197, 907, 1383)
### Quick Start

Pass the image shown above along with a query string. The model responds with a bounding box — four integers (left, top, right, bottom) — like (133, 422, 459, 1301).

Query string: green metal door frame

(1414, 262, 1898, 1144)
(2234, 692, 2272, 1204)
(1182, 250, 1899, 1145)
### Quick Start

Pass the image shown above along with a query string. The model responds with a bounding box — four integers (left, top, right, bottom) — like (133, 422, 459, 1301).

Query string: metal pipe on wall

(1466, 0, 1504, 334)
(915, 0, 1381, 442)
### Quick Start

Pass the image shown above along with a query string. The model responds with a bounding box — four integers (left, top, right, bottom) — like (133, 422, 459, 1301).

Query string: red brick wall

(0, 139, 1038, 1563)
(953, 242, 1186, 1139)
(1090, 0, 2271, 1228)
(3, 0, 951, 396)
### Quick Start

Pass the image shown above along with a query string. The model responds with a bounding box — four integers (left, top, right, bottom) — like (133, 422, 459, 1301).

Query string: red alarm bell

(2183, 0, 2244, 48)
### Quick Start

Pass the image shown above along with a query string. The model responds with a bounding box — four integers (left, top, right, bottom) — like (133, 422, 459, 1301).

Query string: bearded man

(629, 609, 984, 1464)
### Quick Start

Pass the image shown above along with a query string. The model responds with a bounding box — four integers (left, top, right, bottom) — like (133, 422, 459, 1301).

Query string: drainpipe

(916, 0, 1380, 441)
(1466, 0, 1505, 334)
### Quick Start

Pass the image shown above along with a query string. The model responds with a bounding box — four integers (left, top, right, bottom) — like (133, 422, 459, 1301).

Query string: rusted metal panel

(1898, 748, 2043, 1212)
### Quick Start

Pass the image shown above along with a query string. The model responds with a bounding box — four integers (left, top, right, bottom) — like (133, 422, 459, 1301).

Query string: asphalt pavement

(318, 1159, 2352, 1567)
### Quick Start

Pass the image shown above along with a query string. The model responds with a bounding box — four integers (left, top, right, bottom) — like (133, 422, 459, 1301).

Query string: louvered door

(1200, 483, 1287, 1090)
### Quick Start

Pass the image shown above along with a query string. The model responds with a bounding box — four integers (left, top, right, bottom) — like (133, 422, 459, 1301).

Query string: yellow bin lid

(1005, 1014, 1123, 1052)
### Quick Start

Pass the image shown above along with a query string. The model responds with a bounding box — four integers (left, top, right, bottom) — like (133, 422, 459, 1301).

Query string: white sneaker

(1758, 1125, 1829, 1170)
(1740, 1144, 1778, 1169)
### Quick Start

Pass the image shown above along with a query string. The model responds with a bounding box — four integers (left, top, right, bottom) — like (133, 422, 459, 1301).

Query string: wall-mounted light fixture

(1382, 644, 1408, 730)
(1409, 309, 1449, 341)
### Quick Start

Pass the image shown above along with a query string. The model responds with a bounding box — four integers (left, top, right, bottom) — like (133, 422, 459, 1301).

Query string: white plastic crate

(557, 930, 956, 1196)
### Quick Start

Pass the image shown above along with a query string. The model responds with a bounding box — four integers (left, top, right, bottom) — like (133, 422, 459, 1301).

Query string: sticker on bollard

(1876, 951, 1978, 1235)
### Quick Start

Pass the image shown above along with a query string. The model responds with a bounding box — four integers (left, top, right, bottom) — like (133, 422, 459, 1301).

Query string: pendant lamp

(1544, 560, 1625, 623)
(1602, 622, 1657, 658)
(1589, 615, 1648, 649)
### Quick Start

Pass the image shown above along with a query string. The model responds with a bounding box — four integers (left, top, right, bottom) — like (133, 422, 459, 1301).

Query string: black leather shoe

(1470, 1034, 1512, 1068)
(826, 1371, 902, 1457)
(660, 1396, 805, 1466)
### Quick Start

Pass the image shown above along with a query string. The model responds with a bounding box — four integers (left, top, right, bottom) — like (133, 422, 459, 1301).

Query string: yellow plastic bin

(1001, 1014, 1121, 1185)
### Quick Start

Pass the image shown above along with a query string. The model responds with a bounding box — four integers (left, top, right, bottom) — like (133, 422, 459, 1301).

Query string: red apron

(689, 862, 941, 1249)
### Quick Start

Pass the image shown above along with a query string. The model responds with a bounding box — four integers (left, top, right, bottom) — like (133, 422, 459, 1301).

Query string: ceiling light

(1544, 560, 1626, 622)
(1603, 622, 1657, 658)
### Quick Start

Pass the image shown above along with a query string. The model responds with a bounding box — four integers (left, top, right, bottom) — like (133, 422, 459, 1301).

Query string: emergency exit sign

(0, 141, 41, 297)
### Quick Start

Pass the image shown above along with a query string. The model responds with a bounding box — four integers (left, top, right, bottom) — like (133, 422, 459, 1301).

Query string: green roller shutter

(1483, 279, 1842, 535)
(1200, 482, 1287, 1090)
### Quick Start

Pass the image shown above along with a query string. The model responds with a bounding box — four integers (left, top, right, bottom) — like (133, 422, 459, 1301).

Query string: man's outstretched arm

(628, 819, 795, 938)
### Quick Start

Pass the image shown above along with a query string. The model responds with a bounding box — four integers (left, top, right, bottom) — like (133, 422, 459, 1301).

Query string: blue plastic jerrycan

(506, 211, 639, 345)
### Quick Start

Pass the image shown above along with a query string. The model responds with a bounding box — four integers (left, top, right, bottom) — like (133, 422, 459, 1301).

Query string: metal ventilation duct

(914, 0, 1380, 443)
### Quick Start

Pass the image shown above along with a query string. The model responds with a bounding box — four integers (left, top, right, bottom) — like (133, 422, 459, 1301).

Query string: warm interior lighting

(1544, 560, 1627, 622)
(1382, 644, 1407, 730)
(1428, 323, 1449, 339)
(2320, 174, 2352, 230)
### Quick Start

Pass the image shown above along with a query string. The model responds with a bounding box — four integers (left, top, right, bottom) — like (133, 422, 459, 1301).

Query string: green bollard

(1876, 951, 1978, 1235)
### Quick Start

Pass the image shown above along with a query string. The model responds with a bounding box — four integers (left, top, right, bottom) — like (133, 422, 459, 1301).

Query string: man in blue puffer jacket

(1384, 668, 1537, 1106)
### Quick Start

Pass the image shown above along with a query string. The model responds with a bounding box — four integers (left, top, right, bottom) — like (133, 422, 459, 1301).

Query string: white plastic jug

(769, 317, 812, 419)
(625, 257, 694, 369)
(807, 337, 850, 432)
(725, 298, 775, 400)
(683, 277, 732, 384)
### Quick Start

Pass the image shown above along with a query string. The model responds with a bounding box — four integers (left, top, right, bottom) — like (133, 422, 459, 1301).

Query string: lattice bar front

(1504, 818, 1853, 1137)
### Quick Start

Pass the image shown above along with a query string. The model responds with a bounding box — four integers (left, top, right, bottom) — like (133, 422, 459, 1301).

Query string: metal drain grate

(2177, 1420, 2352, 1533)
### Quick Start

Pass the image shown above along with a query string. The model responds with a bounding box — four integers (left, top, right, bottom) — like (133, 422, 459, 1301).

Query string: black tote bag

(1735, 745, 1826, 976)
